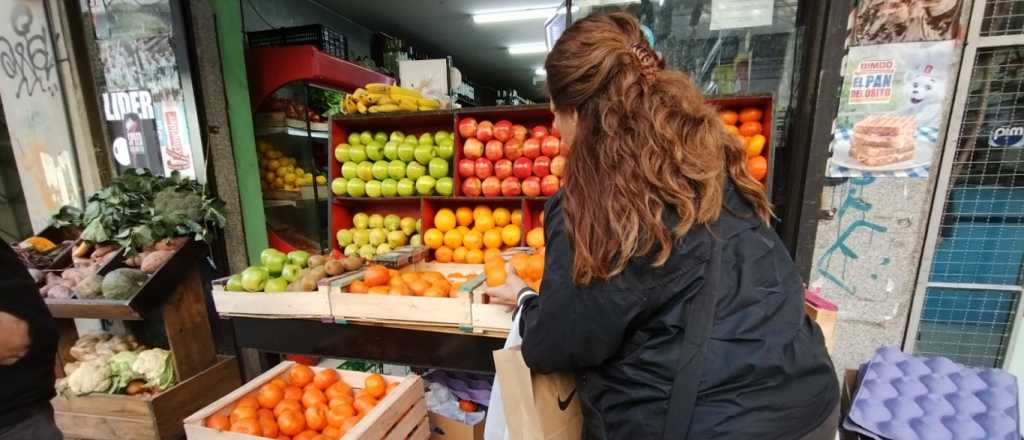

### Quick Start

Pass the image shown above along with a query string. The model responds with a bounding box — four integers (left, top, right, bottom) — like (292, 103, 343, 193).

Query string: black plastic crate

(248, 24, 349, 60)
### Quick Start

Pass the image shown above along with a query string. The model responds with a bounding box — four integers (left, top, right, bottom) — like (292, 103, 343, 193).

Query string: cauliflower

(107, 351, 141, 393)
(131, 348, 175, 390)
(65, 359, 112, 396)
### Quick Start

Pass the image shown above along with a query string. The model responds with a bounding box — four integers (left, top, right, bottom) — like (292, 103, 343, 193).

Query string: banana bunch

(342, 83, 442, 114)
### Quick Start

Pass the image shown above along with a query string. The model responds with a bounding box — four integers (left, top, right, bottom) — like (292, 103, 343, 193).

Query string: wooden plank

(162, 266, 217, 380)
(54, 411, 158, 440)
(346, 376, 424, 439)
(150, 356, 240, 439)
(52, 393, 153, 419)
(383, 398, 427, 440)
(45, 298, 141, 320)
(331, 293, 471, 326)
(471, 303, 513, 333)
(54, 318, 78, 378)
(212, 287, 332, 318)
(407, 417, 431, 440)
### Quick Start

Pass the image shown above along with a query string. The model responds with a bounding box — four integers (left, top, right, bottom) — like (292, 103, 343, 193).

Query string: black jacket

(519, 187, 838, 439)
(0, 242, 58, 429)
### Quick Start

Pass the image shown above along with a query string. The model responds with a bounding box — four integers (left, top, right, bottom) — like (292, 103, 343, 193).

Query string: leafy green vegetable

(51, 169, 225, 253)
(107, 351, 140, 393)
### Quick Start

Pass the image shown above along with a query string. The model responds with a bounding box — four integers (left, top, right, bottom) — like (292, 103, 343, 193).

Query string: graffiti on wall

(0, 3, 56, 98)
(816, 177, 891, 296)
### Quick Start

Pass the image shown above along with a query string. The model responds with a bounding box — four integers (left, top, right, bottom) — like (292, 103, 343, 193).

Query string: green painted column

(211, 0, 267, 265)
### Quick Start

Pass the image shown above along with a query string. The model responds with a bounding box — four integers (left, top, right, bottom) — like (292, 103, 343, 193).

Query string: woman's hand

(485, 262, 530, 305)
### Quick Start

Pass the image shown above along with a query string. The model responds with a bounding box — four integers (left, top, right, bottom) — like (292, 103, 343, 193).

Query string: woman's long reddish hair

(546, 12, 771, 285)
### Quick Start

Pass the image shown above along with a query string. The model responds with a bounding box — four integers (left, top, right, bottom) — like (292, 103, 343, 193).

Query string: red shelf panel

(247, 45, 395, 107)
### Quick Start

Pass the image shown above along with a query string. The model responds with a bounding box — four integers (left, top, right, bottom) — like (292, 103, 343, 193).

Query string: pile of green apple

(223, 248, 363, 293)
(336, 213, 423, 259)
(332, 130, 454, 197)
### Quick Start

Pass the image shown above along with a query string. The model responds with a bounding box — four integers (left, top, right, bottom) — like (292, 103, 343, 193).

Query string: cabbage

(107, 351, 140, 393)
(131, 348, 176, 390)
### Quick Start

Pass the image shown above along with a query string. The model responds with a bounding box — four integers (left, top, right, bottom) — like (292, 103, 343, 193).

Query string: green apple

(341, 162, 358, 179)
(400, 217, 417, 235)
(387, 230, 407, 248)
(352, 213, 369, 230)
(383, 141, 400, 161)
(409, 234, 422, 247)
(435, 130, 451, 142)
(406, 162, 426, 180)
(435, 177, 454, 196)
(415, 175, 436, 195)
(384, 214, 401, 231)
(359, 131, 373, 145)
(263, 252, 286, 275)
(376, 243, 393, 255)
(265, 277, 289, 292)
(287, 250, 310, 267)
(389, 130, 405, 142)
(331, 177, 347, 196)
(346, 178, 366, 197)
(374, 131, 388, 144)
(280, 264, 301, 282)
(347, 133, 361, 145)
(356, 161, 374, 181)
(372, 161, 390, 180)
(366, 141, 385, 161)
(388, 160, 406, 179)
(336, 228, 354, 246)
(260, 248, 285, 267)
(397, 178, 415, 196)
(348, 144, 367, 163)
(414, 144, 435, 165)
(369, 228, 387, 246)
(241, 266, 269, 292)
(225, 274, 244, 292)
(358, 244, 376, 259)
(335, 144, 351, 162)
(436, 138, 455, 159)
(365, 180, 382, 197)
(418, 133, 434, 146)
(404, 134, 418, 144)
(344, 244, 359, 256)
(428, 157, 449, 178)
(398, 142, 416, 162)
(353, 229, 370, 246)
(368, 214, 384, 229)
(381, 179, 398, 197)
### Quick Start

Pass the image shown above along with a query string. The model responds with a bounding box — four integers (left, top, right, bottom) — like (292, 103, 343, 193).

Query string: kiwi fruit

(307, 255, 327, 268)
(324, 259, 345, 276)
(342, 256, 364, 272)
(309, 266, 328, 281)
(299, 276, 317, 291)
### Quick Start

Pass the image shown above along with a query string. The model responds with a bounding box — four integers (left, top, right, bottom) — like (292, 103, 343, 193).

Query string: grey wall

(241, 0, 374, 59)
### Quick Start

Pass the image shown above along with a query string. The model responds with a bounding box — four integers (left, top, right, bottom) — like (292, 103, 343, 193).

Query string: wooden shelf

(255, 125, 329, 140)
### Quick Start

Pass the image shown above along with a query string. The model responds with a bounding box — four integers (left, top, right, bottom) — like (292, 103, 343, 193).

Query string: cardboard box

(429, 411, 484, 440)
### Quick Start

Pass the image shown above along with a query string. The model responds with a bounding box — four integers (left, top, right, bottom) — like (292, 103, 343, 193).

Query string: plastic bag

(484, 309, 523, 440)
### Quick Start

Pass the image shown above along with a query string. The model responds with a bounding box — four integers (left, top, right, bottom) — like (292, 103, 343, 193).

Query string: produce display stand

(48, 240, 241, 440)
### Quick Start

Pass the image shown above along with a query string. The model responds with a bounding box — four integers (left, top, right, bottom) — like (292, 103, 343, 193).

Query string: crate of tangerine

(184, 361, 428, 439)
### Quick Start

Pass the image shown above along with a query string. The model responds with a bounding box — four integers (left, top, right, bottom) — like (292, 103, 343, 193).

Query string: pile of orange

(425, 206, 524, 263)
(720, 107, 769, 182)
(346, 264, 474, 297)
(204, 364, 398, 439)
(486, 251, 544, 292)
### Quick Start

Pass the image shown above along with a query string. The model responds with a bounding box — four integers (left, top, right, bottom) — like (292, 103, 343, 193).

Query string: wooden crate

(210, 274, 346, 319)
(465, 273, 513, 335)
(329, 262, 481, 328)
(183, 361, 427, 440)
(54, 356, 240, 440)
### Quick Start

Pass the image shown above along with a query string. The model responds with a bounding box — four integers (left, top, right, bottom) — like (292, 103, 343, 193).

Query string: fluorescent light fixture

(508, 42, 549, 55)
(473, 6, 559, 24)
(535, 67, 547, 76)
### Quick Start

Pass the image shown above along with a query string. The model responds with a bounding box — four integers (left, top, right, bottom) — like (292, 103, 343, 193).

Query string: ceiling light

(473, 6, 559, 24)
(535, 67, 547, 76)
(508, 43, 549, 55)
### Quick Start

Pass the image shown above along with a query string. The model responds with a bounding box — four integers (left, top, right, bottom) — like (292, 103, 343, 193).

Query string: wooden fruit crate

(54, 356, 240, 440)
(183, 361, 428, 440)
(329, 262, 481, 329)
(465, 273, 514, 335)
(210, 273, 350, 319)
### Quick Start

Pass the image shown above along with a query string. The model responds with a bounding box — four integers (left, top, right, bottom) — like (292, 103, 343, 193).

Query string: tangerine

(313, 369, 339, 390)
(237, 395, 260, 409)
(348, 280, 368, 294)
(434, 209, 456, 232)
(277, 410, 306, 436)
(526, 228, 544, 248)
(738, 107, 763, 123)
(229, 418, 261, 435)
(322, 426, 343, 438)
(492, 208, 511, 227)
(747, 155, 768, 181)
(301, 387, 327, 408)
(363, 265, 390, 287)
(388, 276, 408, 292)
(339, 415, 361, 434)
(510, 253, 529, 276)
(230, 405, 258, 424)
(270, 378, 289, 389)
(367, 286, 390, 295)
(527, 279, 541, 292)
(482, 229, 503, 249)
(353, 396, 378, 415)
(724, 125, 740, 136)
(449, 282, 464, 297)
(364, 374, 387, 398)
(325, 382, 353, 401)
(484, 248, 502, 262)
(260, 417, 280, 437)
(511, 209, 523, 226)
(327, 404, 356, 427)
(443, 229, 463, 248)
(746, 134, 766, 157)
(465, 248, 484, 264)
(463, 230, 483, 250)
(274, 399, 302, 418)
(455, 207, 474, 226)
(423, 228, 444, 249)
(205, 413, 230, 431)
(459, 399, 478, 412)
(474, 215, 495, 232)
(720, 110, 739, 125)
(472, 205, 492, 221)
(452, 247, 468, 263)
(424, 286, 447, 297)
(501, 225, 522, 246)
(293, 431, 319, 440)
(258, 408, 275, 420)
(456, 225, 471, 236)
(408, 279, 429, 296)
(258, 383, 285, 409)
(486, 267, 508, 287)
(304, 404, 328, 431)
(400, 272, 421, 284)
(435, 246, 454, 263)
(738, 121, 762, 137)
(525, 254, 544, 280)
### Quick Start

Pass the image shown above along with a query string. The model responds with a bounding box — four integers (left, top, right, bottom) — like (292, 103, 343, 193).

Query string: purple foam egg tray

(424, 370, 494, 406)
(845, 346, 1019, 440)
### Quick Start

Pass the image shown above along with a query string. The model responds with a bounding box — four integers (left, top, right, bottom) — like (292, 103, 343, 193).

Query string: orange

(465, 249, 484, 264)
(326, 404, 356, 427)
(328, 397, 353, 409)
(313, 369, 339, 390)
(527, 279, 541, 292)
(455, 207, 474, 226)
(526, 228, 544, 248)
(434, 246, 454, 263)
(304, 405, 328, 431)
(288, 365, 315, 388)
(322, 426, 343, 438)
(424, 286, 447, 297)
(434, 209, 456, 232)
(260, 417, 280, 437)
(473, 214, 494, 232)
(367, 286, 389, 295)
(746, 134, 766, 157)
(364, 374, 387, 398)
(539, 211, 544, 226)
(452, 247, 468, 263)
(456, 225, 471, 236)
(472, 205, 492, 221)
(348, 280, 368, 293)
(325, 382, 353, 401)
(486, 267, 507, 287)
(400, 272, 421, 284)
(258, 408, 275, 420)
(353, 396, 378, 415)
(463, 230, 483, 250)
(423, 228, 444, 249)
(274, 399, 302, 418)
(293, 431, 319, 440)
(510, 253, 530, 276)
(525, 254, 544, 280)
(301, 387, 327, 408)
(277, 410, 306, 436)
(443, 229, 463, 248)
(719, 110, 739, 126)
(484, 248, 502, 262)
(492, 208, 511, 227)
(237, 395, 260, 409)
(482, 229, 503, 249)
(747, 155, 768, 181)
(303, 383, 320, 393)
(258, 383, 285, 409)
(205, 413, 230, 431)
(388, 276, 409, 294)
(738, 107, 763, 123)
(738, 121, 762, 137)
(229, 418, 261, 435)
(459, 399, 478, 412)
(421, 271, 445, 283)
(724, 125, 740, 136)
(230, 405, 258, 424)
(511, 209, 523, 226)
(449, 282, 463, 297)
(408, 279, 429, 296)
(387, 268, 399, 278)
(363, 265, 390, 287)
(501, 225, 522, 246)
(339, 415, 362, 434)
(270, 378, 288, 389)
